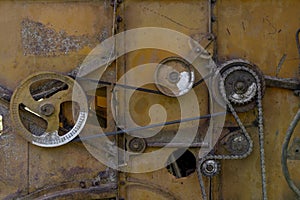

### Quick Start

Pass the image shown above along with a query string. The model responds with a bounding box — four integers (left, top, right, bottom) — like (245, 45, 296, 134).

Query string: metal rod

(281, 109, 300, 196)
(147, 142, 209, 148)
(264, 75, 300, 90)
(208, 0, 212, 34)
(75, 112, 226, 142)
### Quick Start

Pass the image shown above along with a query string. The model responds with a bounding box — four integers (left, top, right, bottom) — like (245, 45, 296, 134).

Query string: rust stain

(21, 19, 107, 56)
(59, 167, 93, 178)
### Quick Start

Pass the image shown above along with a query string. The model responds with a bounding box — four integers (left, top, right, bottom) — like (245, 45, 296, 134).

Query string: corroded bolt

(168, 71, 180, 83)
(117, 16, 123, 23)
(40, 103, 55, 116)
(129, 138, 146, 153)
(206, 164, 214, 172)
(79, 181, 86, 188)
(235, 81, 246, 93)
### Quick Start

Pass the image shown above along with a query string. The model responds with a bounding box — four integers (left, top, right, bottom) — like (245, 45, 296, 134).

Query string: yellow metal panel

(119, 0, 210, 131)
(0, 0, 111, 89)
(0, 1, 112, 198)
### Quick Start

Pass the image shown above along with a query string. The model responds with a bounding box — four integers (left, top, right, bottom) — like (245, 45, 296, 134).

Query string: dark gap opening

(166, 149, 196, 178)
(19, 103, 47, 136)
(30, 79, 68, 101)
(58, 101, 80, 136)
(94, 87, 107, 128)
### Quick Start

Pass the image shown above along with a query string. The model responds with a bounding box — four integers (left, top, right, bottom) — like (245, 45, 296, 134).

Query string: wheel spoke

(45, 112, 60, 133)
(22, 88, 42, 116)
(45, 86, 73, 106)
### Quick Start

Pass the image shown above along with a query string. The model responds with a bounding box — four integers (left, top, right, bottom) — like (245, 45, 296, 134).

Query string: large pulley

(10, 72, 88, 147)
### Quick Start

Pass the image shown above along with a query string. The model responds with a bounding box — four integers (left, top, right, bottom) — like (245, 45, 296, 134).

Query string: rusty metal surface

(0, 0, 299, 200)
(21, 19, 98, 56)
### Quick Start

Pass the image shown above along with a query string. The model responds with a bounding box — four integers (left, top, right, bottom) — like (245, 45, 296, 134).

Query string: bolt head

(40, 103, 55, 116)
(195, 47, 201, 53)
(168, 71, 180, 83)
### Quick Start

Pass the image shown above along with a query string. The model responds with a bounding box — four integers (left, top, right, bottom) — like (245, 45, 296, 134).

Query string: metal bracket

(264, 75, 300, 90)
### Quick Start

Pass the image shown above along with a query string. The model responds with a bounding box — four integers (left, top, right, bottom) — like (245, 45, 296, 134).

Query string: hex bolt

(206, 34, 214, 41)
(120, 181, 126, 185)
(206, 164, 214, 172)
(79, 181, 86, 188)
(168, 71, 180, 83)
(195, 47, 201, 53)
(111, 0, 122, 7)
(117, 16, 123, 23)
(128, 138, 146, 153)
(211, 15, 217, 23)
(40, 103, 55, 116)
(235, 81, 246, 93)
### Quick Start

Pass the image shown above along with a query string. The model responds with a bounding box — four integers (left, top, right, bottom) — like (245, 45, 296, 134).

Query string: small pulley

(10, 72, 88, 147)
(222, 130, 250, 156)
(200, 159, 220, 177)
(126, 136, 146, 153)
(155, 57, 194, 97)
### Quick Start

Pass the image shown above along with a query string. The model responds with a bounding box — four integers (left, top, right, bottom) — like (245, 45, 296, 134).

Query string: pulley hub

(200, 159, 220, 177)
(214, 59, 265, 112)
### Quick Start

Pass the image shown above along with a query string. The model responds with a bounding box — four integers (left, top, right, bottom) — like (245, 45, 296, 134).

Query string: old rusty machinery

(154, 57, 195, 97)
(6, 59, 266, 157)
(10, 72, 88, 147)
(198, 58, 268, 199)
(202, 59, 266, 161)
(4, 57, 268, 198)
